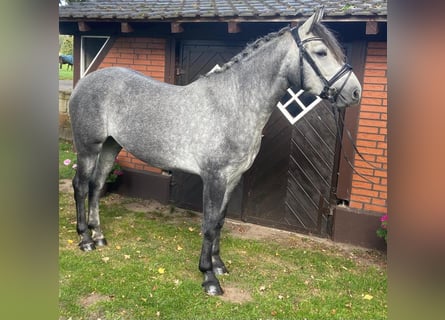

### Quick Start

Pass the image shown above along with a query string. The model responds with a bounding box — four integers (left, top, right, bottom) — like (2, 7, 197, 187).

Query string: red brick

(367, 48, 387, 56)
(357, 132, 385, 141)
(353, 175, 381, 184)
(373, 184, 387, 192)
(364, 69, 386, 77)
(143, 166, 162, 174)
(359, 111, 381, 120)
(363, 76, 387, 85)
(374, 169, 387, 178)
(368, 42, 387, 49)
(350, 194, 371, 204)
(360, 105, 387, 114)
(365, 62, 387, 70)
(358, 125, 379, 134)
(363, 84, 385, 91)
(353, 188, 379, 198)
(376, 156, 387, 164)
(360, 97, 383, 105)
(352, 180, 373, 189)
(366, 55, 387, 63)
(356, 139, 377, 148)
(359, 119, 386, 128)
(362, 90, 387, 99)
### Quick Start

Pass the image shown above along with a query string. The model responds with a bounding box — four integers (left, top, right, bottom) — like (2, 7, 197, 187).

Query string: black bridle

(291, 27, 353, 104)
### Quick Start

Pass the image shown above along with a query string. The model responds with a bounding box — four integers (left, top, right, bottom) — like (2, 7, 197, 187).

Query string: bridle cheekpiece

(291, 27, 353, 104)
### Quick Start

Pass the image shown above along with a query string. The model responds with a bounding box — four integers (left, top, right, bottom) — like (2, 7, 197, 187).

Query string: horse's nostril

(352, 88, 361, 100)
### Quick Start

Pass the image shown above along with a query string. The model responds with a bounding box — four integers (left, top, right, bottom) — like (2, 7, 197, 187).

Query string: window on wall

(80, 36, 110, 77)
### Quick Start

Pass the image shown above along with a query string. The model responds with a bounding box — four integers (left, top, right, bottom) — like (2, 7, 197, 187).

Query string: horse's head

(291, 7, 362, 107)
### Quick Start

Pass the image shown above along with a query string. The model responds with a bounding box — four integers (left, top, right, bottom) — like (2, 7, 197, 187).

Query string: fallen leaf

(363, 294, 373, 300)
(102, 257, 110, 263)
(259, 285, 266, 291)
(176, 245, 183, 251)
(115, 245, 121, 250)
(188, 227, 195, 232)
(67, 239, 74, 244)
(156, 311, 161, 317)
(158, 267, 165, 274)
(124, 255, 131, 260)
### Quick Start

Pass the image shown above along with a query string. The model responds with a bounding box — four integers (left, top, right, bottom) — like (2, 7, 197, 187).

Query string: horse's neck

(211, 33, 295, 119)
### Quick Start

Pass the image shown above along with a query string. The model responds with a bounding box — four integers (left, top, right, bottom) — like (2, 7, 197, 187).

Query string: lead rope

(331, 106, 384, 185)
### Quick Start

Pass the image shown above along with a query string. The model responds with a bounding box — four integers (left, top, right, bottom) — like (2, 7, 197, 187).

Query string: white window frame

(80, 35, 110, 77)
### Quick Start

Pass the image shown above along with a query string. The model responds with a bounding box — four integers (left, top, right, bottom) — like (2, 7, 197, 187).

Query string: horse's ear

(299, 6, 325, 36)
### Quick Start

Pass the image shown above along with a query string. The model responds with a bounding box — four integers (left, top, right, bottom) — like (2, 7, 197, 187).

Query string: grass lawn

(59, 140, 387, 319)
(59, 66, 73, 80)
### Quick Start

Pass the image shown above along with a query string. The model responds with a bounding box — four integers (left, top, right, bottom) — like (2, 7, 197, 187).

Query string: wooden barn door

(242, 102, 336, 237)
(170, 40, 244, 213)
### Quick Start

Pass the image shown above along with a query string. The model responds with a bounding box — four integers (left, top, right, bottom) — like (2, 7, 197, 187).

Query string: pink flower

(380, 214, 388, 222)
(113, 170, 123, 176)
(63, 159, 71, 166)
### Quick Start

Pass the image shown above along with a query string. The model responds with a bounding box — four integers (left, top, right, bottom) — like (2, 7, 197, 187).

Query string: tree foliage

(59, 35, 73, 55)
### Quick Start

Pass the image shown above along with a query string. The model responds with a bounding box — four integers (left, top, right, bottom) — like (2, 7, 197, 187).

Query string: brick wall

(349, 42, 387, 214)
(98, 37, 166, 174)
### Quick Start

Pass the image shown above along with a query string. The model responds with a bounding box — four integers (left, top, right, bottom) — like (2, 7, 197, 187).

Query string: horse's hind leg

(73, 150, 100, 251)
(87, 137, 122, 247)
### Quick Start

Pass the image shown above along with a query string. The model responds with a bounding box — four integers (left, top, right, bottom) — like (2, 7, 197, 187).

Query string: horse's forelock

(312, 23, 345, 63)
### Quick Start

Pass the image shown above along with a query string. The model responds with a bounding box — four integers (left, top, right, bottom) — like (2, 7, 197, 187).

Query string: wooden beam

(78, 21, 91, 32)
(171, 22, 183, 33)
(228, 21, 241, 33)
(366, 21, 379, 35)
(121, 22, 134, 33)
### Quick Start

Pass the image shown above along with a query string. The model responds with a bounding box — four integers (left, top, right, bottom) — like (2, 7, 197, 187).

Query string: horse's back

(69, 67, 202, 170)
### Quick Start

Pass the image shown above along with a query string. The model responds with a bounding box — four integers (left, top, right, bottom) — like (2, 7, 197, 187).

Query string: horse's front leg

(211, 212, 229, 275)
(199, 177, 229, 295)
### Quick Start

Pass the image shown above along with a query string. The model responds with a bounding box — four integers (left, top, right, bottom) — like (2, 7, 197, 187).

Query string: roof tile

(59, 0, 387, 21)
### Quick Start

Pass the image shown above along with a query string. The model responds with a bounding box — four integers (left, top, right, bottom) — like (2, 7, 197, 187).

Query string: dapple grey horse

(69, 8, 361, 295)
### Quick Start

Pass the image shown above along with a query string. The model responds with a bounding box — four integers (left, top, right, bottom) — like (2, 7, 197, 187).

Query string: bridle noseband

(291, 27, 353, 104)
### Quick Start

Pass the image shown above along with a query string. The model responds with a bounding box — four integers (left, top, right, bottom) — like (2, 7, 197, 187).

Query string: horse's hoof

(203, 282, 224, 296)
(94, 238, 108, 247)
(79, 241, 96, 251)
(213, 266, 229, 276)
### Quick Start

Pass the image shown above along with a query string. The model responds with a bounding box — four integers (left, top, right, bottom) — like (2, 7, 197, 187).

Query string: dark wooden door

(242, 101, 336, 236)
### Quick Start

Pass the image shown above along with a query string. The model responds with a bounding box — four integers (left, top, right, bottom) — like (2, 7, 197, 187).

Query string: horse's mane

(205, 22, 345, 77)
(208, 27, 290, 75)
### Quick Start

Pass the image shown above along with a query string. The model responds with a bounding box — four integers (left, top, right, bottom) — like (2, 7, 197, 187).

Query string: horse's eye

(316, 50, 328, 57)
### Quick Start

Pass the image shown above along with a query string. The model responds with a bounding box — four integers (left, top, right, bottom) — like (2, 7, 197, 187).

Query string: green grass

(59, 140, 387, 319)
(59, 140, 77, 180)
(59, 66, 73, 80)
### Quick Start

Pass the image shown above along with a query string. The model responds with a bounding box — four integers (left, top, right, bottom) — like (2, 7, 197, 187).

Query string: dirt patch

(59, 179, 73, 194)
(218, 285, 253, 304)
(124, 200, 167, 214)
(79, 292, 112, 308)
